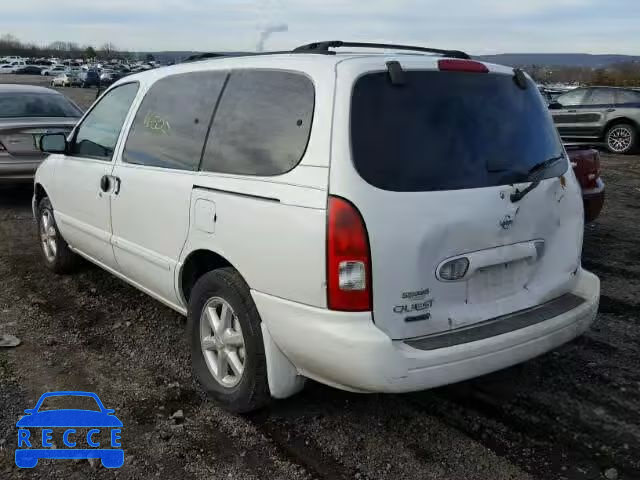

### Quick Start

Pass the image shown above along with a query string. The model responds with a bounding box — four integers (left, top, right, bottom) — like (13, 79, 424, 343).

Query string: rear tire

(37, 197, 80, 274)
(187, 268, 270, 413)
(605, 123, 637, 154)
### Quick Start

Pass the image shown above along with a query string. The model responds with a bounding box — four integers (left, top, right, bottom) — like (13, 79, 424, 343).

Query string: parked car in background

(34, 43, 600, 413)
(50, 74, 70, 87)
(0, 64, 16, 74)
(99, 70, 125, 86)
(79, 70, 101, 88)
(0, 85, 82, 183)
(15, 66, 43, 75)
(550, 86, 640, 154)
(9, 61, 27, 70)
(566, 145, 605, 223)
(41, 65, 68, 77)
(50, 73, 82, 88)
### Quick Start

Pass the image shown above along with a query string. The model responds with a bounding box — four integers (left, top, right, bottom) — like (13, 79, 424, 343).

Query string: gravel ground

(0, 74, 639, 480)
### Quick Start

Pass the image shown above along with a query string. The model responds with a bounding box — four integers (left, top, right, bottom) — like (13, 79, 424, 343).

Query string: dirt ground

(0, 74, 639, 480)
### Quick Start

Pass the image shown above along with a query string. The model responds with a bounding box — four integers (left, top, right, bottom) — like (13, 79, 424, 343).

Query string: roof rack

(293, 41, 471, 60)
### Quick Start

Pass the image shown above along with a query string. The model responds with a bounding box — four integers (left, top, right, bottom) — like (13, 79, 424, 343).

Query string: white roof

(113, 52, 515, 90)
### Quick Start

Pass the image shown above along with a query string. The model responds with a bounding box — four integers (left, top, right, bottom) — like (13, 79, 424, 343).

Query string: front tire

(605, 123, 637, 154)
(187, 268, 270, 413)
(37, 197, 80, 274)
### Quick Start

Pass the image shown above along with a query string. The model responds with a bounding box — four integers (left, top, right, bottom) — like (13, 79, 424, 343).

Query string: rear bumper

(0, 158, 42, 183)
(253, 269, 600, 393)
(583, 178, 605, 223)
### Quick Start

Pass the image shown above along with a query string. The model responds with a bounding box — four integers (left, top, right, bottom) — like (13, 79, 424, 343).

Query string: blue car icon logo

(15, 391, 123, 468)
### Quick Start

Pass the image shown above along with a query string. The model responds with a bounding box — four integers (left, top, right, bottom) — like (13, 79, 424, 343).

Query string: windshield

(351, 70, 566, 192)
(37, 395, 101, 412)
(0, 93, 82, 118)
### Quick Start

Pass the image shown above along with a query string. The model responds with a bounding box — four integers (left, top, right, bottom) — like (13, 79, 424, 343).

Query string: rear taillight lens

(438, 59, 489, 73)
(327, 196, 372, 311)
(592, 150, 601, 179)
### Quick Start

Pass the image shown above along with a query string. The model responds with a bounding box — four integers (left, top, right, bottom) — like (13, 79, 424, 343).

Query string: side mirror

(24, 409, 35, 415)
(104, 409, 115, 415)
(548, 101, 563, 110)
(40, 133, 67, 154)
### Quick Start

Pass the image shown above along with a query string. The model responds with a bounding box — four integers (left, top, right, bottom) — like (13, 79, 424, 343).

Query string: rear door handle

(99, 175, 111, 192)
(99, 175, 121, 194)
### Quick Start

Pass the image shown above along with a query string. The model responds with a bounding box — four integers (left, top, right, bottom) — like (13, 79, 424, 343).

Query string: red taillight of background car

(571, 148, 601, 190)
(327, 196, 372, 311)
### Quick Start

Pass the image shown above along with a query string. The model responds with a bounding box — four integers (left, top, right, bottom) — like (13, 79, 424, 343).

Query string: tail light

(327, 196, 372, 311)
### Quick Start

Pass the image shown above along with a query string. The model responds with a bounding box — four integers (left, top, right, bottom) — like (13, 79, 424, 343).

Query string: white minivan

(34, 42, 600, 412)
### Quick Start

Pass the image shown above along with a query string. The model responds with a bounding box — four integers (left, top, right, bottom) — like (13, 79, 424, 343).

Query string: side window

(615, 89, 640, 105)
(122, 71, 227, 171)
(584, 89, 615, 106)
(201, 70, 314, 176)
(71, 83, 139, 160)
(556, 89, 587, 107)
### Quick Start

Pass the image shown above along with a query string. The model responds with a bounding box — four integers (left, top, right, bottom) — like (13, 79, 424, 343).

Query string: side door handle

(100, 175, 111, 192)
(99, 175, 121, 194)
(606, 108, 616, 113)
(567, 109, 578, 113)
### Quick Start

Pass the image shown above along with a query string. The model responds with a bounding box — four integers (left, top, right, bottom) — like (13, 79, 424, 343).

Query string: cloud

(1, 0, 638, 54)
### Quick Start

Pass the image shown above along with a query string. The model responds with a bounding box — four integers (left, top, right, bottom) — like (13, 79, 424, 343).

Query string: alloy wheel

(607, 126, 633, 153)
(40, 210, 57, 262)
(199, 297, 246, 388)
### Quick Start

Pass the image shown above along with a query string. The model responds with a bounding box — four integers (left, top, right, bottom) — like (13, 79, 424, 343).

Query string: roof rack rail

(293, 41, 471, 60)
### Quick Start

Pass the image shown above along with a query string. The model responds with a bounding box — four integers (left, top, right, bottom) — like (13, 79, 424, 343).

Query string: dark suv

(79, 70, 101, 88)
(550, 87, 640, 154)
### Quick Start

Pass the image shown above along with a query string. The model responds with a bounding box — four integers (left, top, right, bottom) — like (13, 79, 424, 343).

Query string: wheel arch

(603, 116, 639, 136)
(34, 183, 48, 206)
(179, 249, 239, 305)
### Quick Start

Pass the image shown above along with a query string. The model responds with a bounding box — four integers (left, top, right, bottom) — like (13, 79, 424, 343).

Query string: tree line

(515, 62, 640, 87)
(0, 34, 147, 61)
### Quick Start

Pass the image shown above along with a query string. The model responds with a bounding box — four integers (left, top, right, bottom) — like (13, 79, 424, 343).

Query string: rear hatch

(0, 118, 78, 160)
(330, 57, 584, 340)
(0, 118, 76, 158)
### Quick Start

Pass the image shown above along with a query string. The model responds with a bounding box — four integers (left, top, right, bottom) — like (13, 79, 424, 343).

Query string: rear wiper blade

(527, 154, 565, 178)
(510, 154, 565, 203)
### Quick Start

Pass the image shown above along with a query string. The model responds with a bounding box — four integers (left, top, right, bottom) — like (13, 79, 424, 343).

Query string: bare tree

(99, 42, 118, 58)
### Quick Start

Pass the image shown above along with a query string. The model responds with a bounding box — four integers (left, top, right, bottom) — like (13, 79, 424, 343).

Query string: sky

(1, 0, 639, 55)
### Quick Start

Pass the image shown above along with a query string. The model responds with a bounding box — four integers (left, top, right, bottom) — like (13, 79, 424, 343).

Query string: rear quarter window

(201, 69, 314, 176)
(350, 70, 565, 192)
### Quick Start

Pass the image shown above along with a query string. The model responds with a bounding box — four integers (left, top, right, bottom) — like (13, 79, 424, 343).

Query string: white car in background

(0, 64, 16, 74)
(41, 65, 68, 76)
(51, 74, 73, 87)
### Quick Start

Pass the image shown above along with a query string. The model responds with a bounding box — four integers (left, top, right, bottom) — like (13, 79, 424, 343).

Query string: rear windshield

(0, 93, 82, 118)
(351, 71, 566, 192)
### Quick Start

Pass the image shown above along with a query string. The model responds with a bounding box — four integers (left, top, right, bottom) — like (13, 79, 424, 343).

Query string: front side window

(556, 89, 587, 107)
(584, 89, 615, 106)
(71, 83, 139, 160)
(123, 71, 227, 171)
(201, 70, 314, 176)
